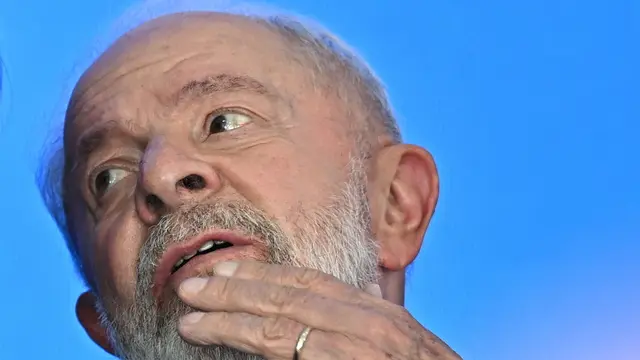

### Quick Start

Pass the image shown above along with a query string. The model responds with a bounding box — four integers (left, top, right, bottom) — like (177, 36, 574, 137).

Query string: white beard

(95, 156, 380, 360)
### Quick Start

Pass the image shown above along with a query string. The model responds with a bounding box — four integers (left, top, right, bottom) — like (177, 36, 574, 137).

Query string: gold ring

(293, 326, 312, 360)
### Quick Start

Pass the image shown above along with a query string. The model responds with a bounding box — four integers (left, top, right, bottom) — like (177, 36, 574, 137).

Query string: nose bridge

(140, 138, 183, 187)
(138, 138, 220, 211)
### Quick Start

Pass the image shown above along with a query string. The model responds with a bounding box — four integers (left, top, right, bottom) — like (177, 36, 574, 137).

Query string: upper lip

(152, 230, 256, 301)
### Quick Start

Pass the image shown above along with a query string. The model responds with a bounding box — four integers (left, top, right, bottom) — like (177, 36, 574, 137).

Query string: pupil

(210, 115, 227, 133)
(95, 170, 110, 194)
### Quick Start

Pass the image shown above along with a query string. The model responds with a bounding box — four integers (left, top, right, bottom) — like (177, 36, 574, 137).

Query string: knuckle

(293, 267, 329, 288)
(258, 317, 296, 359)
(259, 317, 298, 357)
(261, 316, 293, 341)
(267, 285, 300, 312)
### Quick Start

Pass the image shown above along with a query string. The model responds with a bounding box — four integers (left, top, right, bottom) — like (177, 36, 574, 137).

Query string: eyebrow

(174, 73, 275, 105)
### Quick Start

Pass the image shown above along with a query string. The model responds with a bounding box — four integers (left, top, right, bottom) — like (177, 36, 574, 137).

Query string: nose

(135, 140, 222, 224)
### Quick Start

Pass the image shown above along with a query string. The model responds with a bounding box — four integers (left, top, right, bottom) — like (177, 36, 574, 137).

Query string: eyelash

(203, 107, 256, 134)
(87, 161, 134, 199)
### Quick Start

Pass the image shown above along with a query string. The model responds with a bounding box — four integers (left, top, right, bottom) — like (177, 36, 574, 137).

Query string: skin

(65, 12, 458, 360)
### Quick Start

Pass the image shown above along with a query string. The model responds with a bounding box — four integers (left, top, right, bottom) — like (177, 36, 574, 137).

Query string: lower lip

(163, 245, 261, 295)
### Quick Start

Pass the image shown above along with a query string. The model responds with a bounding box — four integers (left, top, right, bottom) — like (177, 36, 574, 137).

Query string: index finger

(212, 260, 379, 304)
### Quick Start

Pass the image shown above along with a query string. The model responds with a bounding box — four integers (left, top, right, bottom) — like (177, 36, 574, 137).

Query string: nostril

(178, 174, 206, 191)
(145, 194, 164, 212)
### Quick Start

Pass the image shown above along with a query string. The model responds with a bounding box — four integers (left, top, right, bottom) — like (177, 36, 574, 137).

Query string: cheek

(225, 145, 343, 232)
(93, 207, 144, 304)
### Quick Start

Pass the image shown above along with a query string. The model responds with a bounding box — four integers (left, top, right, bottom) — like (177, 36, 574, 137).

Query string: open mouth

(152, 230, 258, 302)
(171, 240, 234, 273)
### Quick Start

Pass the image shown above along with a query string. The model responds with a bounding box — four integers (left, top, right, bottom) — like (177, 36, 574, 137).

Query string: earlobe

(370, 144, 439, 271)
(76, 291, 115, 356)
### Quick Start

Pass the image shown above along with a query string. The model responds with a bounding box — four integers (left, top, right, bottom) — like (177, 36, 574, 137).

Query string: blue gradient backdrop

(0, 1, 638, 359)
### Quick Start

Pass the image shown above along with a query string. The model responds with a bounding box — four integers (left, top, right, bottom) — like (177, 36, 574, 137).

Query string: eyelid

(206, 106, 255, 118)
(203, 106, 258, 133)
(86, 161, 136, 198)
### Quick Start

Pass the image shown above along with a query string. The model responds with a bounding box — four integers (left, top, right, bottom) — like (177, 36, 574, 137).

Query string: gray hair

(38, 0, 402, 289)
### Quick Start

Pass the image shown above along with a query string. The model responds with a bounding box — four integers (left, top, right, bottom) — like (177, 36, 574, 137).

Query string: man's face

(64, 14, 380, 358)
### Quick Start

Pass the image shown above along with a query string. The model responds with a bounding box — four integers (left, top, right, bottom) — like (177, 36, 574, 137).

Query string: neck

(381, 269, 406, 305)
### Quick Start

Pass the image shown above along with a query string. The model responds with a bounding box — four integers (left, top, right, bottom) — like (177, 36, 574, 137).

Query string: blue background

(0, 1, 638, 359)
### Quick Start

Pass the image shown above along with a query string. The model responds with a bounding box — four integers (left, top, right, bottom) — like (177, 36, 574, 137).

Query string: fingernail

(181, 312, 204, 325)
(180, 277, 208, 295)
(365, 284, 383, 298)
(213, 261, 238, 276)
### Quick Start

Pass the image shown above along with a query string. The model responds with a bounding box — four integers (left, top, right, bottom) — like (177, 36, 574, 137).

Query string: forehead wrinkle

(70, 56, 171, 119)
(71, 16, 299, 121)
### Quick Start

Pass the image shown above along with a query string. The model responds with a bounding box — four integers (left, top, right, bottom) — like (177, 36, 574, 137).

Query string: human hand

(176, 261, 461, 360)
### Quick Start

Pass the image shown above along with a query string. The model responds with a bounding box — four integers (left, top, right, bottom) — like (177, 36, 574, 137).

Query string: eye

(93, 168, 127, 198)
(207, 111, 252, 134)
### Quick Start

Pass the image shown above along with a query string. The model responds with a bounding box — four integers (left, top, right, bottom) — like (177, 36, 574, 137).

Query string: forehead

(65, 13, 301, 139)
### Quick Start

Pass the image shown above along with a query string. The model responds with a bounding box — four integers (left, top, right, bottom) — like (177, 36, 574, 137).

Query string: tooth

(183, 251, 197, 261)
(174, 258, 185, 269)
(213, 240, 227, 245)
(198, 240, 215, 252)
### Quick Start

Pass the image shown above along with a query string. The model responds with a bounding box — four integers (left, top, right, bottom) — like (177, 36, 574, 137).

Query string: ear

(76, 291, 116, 356)
(369, 144, 439, 271)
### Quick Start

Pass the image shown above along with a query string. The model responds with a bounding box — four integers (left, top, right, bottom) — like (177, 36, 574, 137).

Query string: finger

(212, 260, 375, 304)
(178, 312, 263, 355)
(177, 276, 391, 339)
(178, 311, 376, 360)
(364, 283, 383, 298)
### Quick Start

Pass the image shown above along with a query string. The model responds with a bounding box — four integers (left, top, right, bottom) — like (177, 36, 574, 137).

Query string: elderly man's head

(41, 8, 439, 360)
